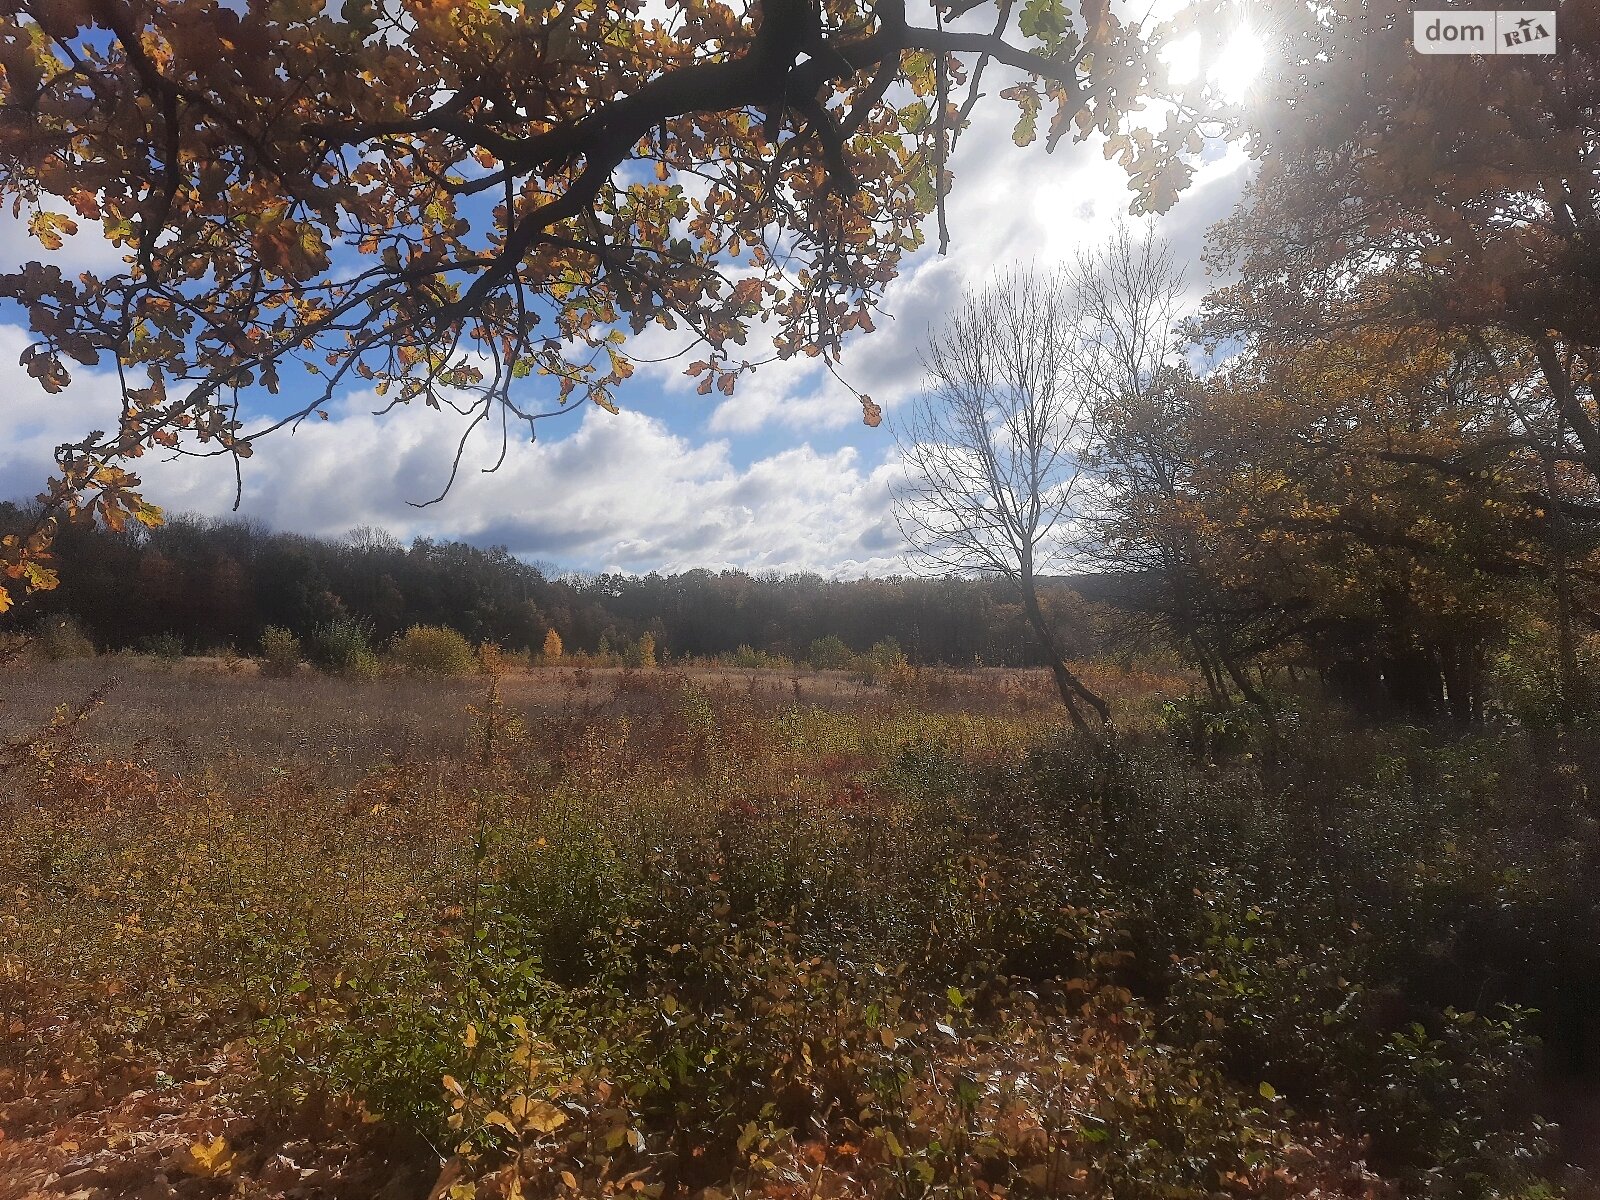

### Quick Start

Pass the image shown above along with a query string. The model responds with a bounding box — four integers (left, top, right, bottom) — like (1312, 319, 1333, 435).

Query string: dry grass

(0, 658, 1187, 786)
(0, 656, 1568, 1199)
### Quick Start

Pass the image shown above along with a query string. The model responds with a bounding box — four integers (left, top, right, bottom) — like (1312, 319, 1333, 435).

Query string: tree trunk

(1215, 637, 1279, 739)
(1543, 416, 1585, 716)
(1019, 578, 1109, 728)
(1190, 634, 1229, 706)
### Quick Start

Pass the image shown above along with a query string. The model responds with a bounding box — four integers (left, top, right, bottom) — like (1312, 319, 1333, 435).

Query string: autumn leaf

(27, 211, 77, 250)
(482, 1110, 518, 1135)
(509, 1096, 568, 1133)
(184, 1135, 236, 1177)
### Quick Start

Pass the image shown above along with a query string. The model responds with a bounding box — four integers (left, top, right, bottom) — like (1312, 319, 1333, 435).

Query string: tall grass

(1, 663, 1589, 1198)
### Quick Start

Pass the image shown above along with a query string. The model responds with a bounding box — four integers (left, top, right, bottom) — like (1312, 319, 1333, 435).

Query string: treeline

(0, 502, 1116, 666)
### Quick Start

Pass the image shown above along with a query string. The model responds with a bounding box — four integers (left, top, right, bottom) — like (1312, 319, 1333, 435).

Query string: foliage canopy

(0, 0, 1235, 609)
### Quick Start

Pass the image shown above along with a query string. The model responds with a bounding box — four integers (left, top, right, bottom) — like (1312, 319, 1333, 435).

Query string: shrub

(808, 633, 853, 670)
(476, 641, 509, 676)
(391, 624, 477, 676)
(725, 644, 794, 670)
(258, 626, 302, 677)
(215, 646, 249, 675)
(307, 615, 379, 677)
(542, 628, 563, 660)
(579, 634, 623, 667)
(1159, 693, 1260, 761)
(1492, 618, 1600, 724)
(858, 637, 908, 685)
(136, 631, 186, 661)
(1363, 1007, 1551, 1195)
(4, 663, 1572, 1199)
(623, 631, 657, 670)
(40, 614, 94, 660)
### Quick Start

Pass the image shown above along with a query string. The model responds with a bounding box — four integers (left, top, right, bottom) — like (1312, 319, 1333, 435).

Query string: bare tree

(892, 269, 1109, 729)
(1068, 224, 1187, 424)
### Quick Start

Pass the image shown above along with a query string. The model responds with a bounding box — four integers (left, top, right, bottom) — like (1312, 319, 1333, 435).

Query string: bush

(1159, 693, 1260, 760)
(542, 628, 563, 661)
(724, 644, 794, 670)
(390, 624, 477, 676)
(623, 631, 657, 669)
(1491, 618, 1600, 724)
(136, 631, 186, 661)
(258, 626, 302, 677)
(808, 633, 853, 670)
(40, 614, 94, 660)
(5, 665, 1572, 1199)
(858, 637, 908, 685)
(307, 615, 379, 678)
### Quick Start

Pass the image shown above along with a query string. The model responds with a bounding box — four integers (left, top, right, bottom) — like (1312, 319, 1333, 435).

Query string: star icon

(1517, 16, 1533, 30)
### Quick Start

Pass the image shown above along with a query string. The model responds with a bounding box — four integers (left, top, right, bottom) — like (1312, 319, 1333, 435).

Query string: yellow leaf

(185, 1135, 236, 1177)
(27, 211, 77, 251)
(464, 1023, 478, 1049)
(511, 1096, 568, 1133)
(483, 1110, 517, 1135)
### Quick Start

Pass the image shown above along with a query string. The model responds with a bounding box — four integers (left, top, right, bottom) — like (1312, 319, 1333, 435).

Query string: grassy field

(2, 657, 1598, 1199)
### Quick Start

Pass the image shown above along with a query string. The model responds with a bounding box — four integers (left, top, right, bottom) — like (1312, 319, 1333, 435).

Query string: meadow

(3, 655, 1598, 1200)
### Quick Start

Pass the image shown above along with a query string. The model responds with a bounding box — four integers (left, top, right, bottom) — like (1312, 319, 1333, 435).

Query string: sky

(0, 24, 1261, 579)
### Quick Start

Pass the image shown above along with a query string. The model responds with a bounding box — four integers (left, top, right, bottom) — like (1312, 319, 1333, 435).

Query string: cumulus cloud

(0, 49, 1255, 576)
(663, 76, 1258, 435)
(0, 196, 129, 277)
(0, 324, 909, 576)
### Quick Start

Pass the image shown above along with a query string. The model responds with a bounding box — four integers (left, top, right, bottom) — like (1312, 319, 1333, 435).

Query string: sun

(1210, 28, 1267, 102)
(1162, 26, 1268, 102)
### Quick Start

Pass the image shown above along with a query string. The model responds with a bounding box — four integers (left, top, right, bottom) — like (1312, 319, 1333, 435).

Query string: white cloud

(0, 53, 1256, 576)
(705, 354, 848, 434)
(629, 55, 1260, 442)
(0, 325, 909, 576)
(0, 197, 128, 277)
(820, 80, 1256, 431)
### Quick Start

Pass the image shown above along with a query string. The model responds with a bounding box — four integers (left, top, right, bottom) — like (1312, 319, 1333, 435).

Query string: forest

(0, 501, 1123, 668)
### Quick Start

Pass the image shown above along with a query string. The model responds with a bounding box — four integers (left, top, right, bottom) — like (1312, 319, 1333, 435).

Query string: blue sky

(0, 52, 1255, 577)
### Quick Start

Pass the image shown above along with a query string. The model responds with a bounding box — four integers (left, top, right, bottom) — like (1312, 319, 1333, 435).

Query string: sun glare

(1210, 28, 1267, 101)
(1162, 31, 1203, 85)
(1162, 26, 1267, 101)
